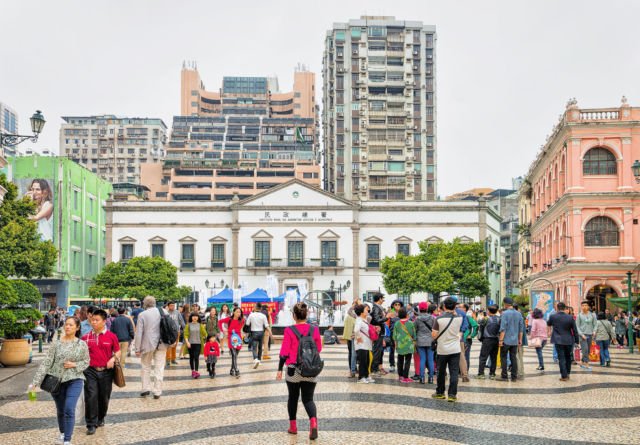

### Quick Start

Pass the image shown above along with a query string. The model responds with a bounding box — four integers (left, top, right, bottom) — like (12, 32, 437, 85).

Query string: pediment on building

(209, 236, 228, 243)
(458, 236, 474, 244)
(364, 236, 383, 242)
(318, 229, 340, 239)
(426, 236, 444, 244)
(118, 236, 137, 243)
(394, 236, 413, 243)
(148, 236, 167, 243)
(235, 179, 356, 208)
(179, 236, 198, 243)
(285, 229, 307, 239)
(251, 230, 273, 239)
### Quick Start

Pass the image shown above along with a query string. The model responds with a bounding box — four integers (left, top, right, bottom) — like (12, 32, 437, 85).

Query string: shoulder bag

(113, 356, 126, 388)
(431, 315, 455, 352)
(41, 342, 64, 395)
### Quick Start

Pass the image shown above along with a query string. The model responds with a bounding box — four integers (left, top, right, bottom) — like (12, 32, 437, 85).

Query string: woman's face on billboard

(30, 182, 43, 202)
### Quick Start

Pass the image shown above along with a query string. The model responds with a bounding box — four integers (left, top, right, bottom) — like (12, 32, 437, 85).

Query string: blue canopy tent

(241, 288, 270, 303)
(207, 288, 233, 304)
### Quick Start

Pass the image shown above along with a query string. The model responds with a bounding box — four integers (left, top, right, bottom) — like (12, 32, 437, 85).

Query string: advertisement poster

(532, 290, 554, 319)
(15, 178, 55, 242)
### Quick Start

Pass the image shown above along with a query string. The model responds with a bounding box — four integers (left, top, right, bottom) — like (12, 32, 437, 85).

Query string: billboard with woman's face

(16, 178, 54, 241)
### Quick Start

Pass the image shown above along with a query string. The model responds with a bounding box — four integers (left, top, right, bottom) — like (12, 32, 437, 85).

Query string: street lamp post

(626, 271, 635, 354)
(0, 110, 46, 148)
(631, 160, 640, 183)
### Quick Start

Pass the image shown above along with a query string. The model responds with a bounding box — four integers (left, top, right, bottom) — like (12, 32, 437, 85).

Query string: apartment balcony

(246, 257, 345, 270)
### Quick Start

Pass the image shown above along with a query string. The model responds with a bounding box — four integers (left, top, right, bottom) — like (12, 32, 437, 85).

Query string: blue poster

(532, 291, 554, 319)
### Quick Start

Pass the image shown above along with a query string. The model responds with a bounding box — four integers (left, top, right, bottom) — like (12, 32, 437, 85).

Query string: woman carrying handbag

(28, 316, 89, 445)
(529, 308, 548, 371)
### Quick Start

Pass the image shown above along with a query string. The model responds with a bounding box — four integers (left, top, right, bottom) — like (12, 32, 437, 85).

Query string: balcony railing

(246, 258, 344, 269)
(210, 260, 225, 270)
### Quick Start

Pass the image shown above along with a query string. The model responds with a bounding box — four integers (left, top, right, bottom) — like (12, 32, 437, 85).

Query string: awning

(207, 288, 233, 304)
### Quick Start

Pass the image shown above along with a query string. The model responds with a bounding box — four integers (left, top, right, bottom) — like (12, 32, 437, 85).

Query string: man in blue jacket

(110, 307, 135, 367)
(547, 302, 579, 381)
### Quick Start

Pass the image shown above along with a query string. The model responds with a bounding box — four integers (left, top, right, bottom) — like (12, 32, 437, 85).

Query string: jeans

(478, 338, 499, 376)
(417, 346, 434, 379)
(140, 348, 166, 396)
(397, 353, 412, 378)
(500, 344, 518, 379)
(436, 353, 460, 397)
(579, 334, 593, 364)
(458, 341, 468, 377)
(188, 344, 202, 372)
(535, 340, 547, 368)
(556, 344, 573, 378)
(553, 343, 558, 361)
(83, 367, 114, 428)
(464, 338, 472, 366)
(388, 343, 396, 367)
(357, 349, 371, 379)
(250, 331, 264, 360)
(286, 381, 317, 420)
(347, 340, 357, 373)
(597, 340, 610, 365)
(52, 378, 83, 442)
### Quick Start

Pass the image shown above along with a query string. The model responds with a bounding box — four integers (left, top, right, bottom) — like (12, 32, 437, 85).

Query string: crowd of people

(28, 293, 640, 444)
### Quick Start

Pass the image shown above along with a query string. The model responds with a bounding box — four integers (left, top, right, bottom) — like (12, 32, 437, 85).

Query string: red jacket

(218, 317, 245, 350)
(203, 340, 220, 357)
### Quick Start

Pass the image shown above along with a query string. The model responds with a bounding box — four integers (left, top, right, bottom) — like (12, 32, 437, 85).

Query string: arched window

(584, 216, 619, 246)
(583, 148, 617, 175)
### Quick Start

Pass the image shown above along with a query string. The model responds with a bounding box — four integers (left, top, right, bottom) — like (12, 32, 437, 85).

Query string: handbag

(41, 373, 62, 394)
(368, 323, 379, 341)
(40, 342, 63, 394)
(528, 337, 542, 349)
(113, 357, 126, 388)
(431, 315, 455, 352)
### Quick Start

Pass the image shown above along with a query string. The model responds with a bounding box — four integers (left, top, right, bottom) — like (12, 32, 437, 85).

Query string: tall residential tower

(322, 16, 436, 200)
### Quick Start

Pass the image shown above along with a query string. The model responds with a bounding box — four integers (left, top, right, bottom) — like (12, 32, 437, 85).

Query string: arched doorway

(585, 285, 619, 313)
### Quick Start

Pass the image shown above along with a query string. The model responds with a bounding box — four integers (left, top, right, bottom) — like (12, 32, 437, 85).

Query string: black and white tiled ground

(1, 344, 639, 444)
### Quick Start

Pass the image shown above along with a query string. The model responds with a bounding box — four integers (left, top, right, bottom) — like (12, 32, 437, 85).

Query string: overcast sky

(2, 0, 639, 198)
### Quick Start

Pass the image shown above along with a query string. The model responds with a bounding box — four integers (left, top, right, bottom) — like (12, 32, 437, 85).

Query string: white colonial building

(106, 180, 502, 304)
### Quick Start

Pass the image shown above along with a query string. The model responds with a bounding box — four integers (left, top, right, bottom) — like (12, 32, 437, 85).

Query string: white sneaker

(57, 433, 65, 444)
(366, 377, 376, 383)
(256, 360, 261, 368)
(63, 442, 71, 445)
(357, 378, 369, 384)
(253, 359, 259, 369)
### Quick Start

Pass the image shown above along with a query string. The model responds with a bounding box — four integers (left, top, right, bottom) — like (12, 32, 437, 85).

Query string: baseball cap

(418, 302, 428, 311)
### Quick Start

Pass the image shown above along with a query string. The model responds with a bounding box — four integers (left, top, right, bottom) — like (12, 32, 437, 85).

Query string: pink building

(519, 98, 640, 311)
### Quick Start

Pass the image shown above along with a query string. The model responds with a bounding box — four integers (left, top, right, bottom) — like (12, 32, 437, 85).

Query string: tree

(380, 237, 490, 299)
(89, 256, 186, 303)
(0, 275, 18, 338)
(0, 174, 57, 278)
(380, 253, 428, 295)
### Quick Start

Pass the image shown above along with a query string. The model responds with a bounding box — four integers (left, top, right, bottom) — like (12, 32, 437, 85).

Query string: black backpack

(158, 308, 179, 346)
(289, 324, 324, 378)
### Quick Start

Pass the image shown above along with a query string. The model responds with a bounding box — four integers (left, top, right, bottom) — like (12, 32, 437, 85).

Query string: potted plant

(0, 278, 43, 366)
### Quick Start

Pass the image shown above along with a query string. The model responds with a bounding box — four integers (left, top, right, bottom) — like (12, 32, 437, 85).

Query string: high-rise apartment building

(60, 115, 167, 184)
(0, 102, 19, 158)
(322, 16, 437, 200)
(141, 64, 320, 201)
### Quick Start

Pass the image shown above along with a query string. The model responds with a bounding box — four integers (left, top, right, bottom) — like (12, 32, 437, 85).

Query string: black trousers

(436, 353, 460, 397)
(388, 343, 396, 367)
(357, 349, 370, 379)
(500, 344, 518, 379)
(371, 335, 384, 371)
(556, 344, 573, 378)
(397, 353, 412, 378)
(206, 361, 216, 376)
(188, 344, 201, 371)
(84, 367, 114, 428)
(478, 338, 499, 376)
(286, 381, 317, 420)
(230, 348, 239, 372)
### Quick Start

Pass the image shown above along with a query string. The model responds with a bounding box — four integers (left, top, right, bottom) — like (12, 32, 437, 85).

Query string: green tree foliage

(89, 256, 185, 303)
(380, 254, 428, 295)
(0, 174, 57, 278)
(0, 275, 19, 337)
(381, 238, 490, 298)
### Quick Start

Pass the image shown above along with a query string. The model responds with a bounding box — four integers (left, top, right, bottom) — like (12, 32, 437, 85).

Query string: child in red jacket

(204, 335, 221, 378)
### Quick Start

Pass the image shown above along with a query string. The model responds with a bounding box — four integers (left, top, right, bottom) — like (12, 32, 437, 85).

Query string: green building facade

(7, 155, 112, 307)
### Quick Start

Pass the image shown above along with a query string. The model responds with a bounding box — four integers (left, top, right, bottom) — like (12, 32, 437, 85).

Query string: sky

(1, 0, 639, 198)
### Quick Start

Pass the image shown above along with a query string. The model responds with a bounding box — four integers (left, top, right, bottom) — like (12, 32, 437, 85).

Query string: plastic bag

(589, 342, 600, 362)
